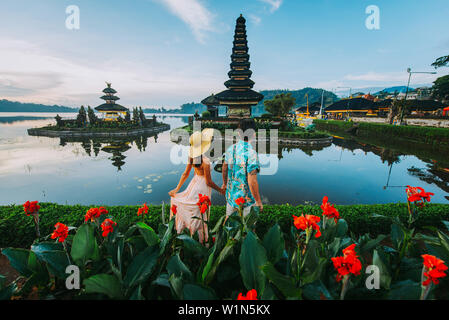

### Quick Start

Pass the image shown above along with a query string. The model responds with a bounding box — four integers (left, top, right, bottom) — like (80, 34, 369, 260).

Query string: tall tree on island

(132, 107, 140, 125)
(263, 93, 296, 117)
(76, 106, 87, 127)
(87, 106, 98, 125)
(124, 110, 131, 122)
(139, 107, 146, 125)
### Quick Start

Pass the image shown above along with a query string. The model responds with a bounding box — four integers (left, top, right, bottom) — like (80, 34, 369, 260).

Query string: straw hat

(189, 128, 214, 159)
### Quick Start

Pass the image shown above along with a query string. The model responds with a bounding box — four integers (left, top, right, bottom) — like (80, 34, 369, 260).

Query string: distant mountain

(253, 88, 339, 115)
(0, 99, 77, 113)
(373, 86, 413, 95)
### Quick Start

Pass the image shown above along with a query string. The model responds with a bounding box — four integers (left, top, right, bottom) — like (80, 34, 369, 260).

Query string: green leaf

(177, 234, 208, 258)
(386, 280, 420, 300)
(183, 284, 217, 300)
(204, 240, 236, 285)
(130, 285, 144, 300)
(1, 248, 33, 277)
(239, 231, 268, 294)
(391, 223, 405, 250)
(84, 274, 123, 299)
(261, 262, 300, 298)
(373, 249, 391, 290)
(123, 245, 159, 289)
(167, 254, 193, 281)
(160, 218, 175, 255)
(360, 235, 387, 254)
(335, 219, 348, 238)
(302, 280, 333, 300)
(169, 274, 183, 299)
(262, 224, 285, 265)
(302, 258, 327, 285)
(0, 283, 17, 300)
(71, 224, 100, 266)
(136, 222, 160, 247)
(437, 231, 449, 254)
(200, 246, 217, 283)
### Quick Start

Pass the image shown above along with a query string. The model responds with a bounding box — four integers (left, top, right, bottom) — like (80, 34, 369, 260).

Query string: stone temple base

(227, 106, 251, 118)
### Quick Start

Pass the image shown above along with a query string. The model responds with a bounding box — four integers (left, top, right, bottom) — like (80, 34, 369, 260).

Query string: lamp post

(399, 68, 437, 124)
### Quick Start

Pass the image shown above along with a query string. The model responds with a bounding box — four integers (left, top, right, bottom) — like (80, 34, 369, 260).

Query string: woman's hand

(168, 189, 178, 197)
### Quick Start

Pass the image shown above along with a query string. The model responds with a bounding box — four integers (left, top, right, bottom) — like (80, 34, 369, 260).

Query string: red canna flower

(237, 289, 258, 300)
(197, 194, 211, 214)
(422, 254, 448, 286)
(137, 203, 149, 216)
(212, 237, 216, 244)
(101, 219, 117, 238)
(171, 204, 177, 216)
(23, 201, 40, 216)
(51, 222, 69, 243)
(321, 196, 340, 223)
(235, 197, 246, 207)
(84, 207, 107, 222)
(331, 244, 362, 282)
(292, 214, 321, 238)
(406, 186, 434, 205)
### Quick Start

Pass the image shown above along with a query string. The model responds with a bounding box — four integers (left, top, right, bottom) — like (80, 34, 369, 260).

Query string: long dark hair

(189, 155, 203, 168)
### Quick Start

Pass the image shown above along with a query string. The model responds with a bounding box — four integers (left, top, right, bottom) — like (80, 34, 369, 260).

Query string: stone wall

(351, 117, 449, 128)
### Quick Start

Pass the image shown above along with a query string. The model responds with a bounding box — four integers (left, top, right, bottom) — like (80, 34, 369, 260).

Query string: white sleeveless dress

(170, 158, 211, 243)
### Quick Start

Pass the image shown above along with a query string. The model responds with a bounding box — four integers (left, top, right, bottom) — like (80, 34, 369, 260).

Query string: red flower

(235, 197, 246, 207)
(321, 196, 340, 223)
(51, 222, 69, 243)
(197, 194, 211, 214)
(422, 254, 448, 286)
(84, 207, 108, 222)
(406, 186, 434, 204)
(23, 201, 40, 216)
(137, 203, 149, 216)
(171, 204, 177, 215)
(237, 289, 258, 300)
(292, 214, 321, 238)
(101, 219, 117, 238)
(331, 244, 362, 282)
(212, 237, 216, 243)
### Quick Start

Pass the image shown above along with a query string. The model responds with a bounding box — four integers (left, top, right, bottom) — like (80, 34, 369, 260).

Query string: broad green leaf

(136, 222, 160, 247)
(1, 248, 33, 277)
(437, 231, 449, 254)
(130, 285, 144, 300)
(391, 223, 405, 250)
(35, 250, 70, 279)
(442, 221, 449, 232)
(152, 274, 171, 288)
(160, 218, 175, 255)
(71, 224, 100, 266)
(0, 282, 17, 300)
(201, 246, 217, 283)
(373, 249, 391, 290)
(177, 234, 208, 258)
(204, 240, 236, 285)
(360, 235, 387, 254)
(167, 254, 193, 280)
(261, 262, 300, 298)
(84, 274, 123, 299)
(335, 219, 348, 238)
(302, 257, 327, 285)
(123, 245, 159, 289)
(183, 284, 217, 300)
(169, 274, 183, 299)
(239, 232, 268, 294)
(262, 224, 285, 264)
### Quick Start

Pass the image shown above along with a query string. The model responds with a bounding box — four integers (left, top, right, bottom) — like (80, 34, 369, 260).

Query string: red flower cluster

(171, 204, 177, 216)
(137, 203, 149, 216)
(101, 219, 117, 238)
(321, 196, 340, 223)
(51, 222, 69, 243)
(331, 244, 362, 282)
(197, 194, 211, 214)
(292, 214, 321, 238)
(422, 254, 448, 286)
(235, 197, 246, 207)
(237, 289, 258, 300)
(23, 201, 40, 216)
(84, 207, 108, 222)
(406, 186, 434, 206)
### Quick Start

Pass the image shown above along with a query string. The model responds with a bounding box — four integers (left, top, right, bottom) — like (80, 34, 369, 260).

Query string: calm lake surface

(1, 112, 448, 206)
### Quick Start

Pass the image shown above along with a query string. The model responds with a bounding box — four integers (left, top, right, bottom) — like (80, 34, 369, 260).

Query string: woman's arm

(204, 161, 225, 195)
(169, 162, 192, 197)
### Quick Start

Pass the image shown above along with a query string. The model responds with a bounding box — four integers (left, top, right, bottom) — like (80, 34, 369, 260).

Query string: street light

(399, 68, 437, 123)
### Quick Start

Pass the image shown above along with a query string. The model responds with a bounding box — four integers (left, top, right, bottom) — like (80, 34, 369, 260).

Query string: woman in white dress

(169, 129, 224, 244)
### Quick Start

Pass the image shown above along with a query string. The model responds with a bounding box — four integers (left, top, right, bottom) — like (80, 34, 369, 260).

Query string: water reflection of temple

(58, 134, 158, 171)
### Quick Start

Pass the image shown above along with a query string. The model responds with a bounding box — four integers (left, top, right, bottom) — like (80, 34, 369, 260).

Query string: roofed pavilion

(95, 83, 129, 121)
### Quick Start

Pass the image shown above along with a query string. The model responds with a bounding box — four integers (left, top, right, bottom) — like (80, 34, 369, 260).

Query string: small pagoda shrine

(212, 14, 264, 118)
(95, 82, 129, 121)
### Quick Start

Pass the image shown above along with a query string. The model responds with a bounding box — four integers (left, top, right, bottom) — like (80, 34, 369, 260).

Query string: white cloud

(344, 71, 438, 83)
(259, 0, 283, 13)
(249, 14, 262, 26)
(156, 0, 215, 43)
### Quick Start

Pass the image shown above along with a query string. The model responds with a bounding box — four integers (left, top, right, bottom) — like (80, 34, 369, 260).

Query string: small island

(28, 83, 170, 138)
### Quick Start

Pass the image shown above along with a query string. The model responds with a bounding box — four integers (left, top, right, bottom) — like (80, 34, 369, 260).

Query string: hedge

(1, 203, 449, 248)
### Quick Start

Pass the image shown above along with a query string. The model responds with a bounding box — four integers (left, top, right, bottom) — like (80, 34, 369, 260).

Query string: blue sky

(0, 0, 448, 108)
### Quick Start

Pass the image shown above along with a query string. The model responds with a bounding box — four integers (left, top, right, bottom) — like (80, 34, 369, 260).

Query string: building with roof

(209, 14, 264, 118)
(201, 94, 220, 118)
(324, 97, 378, 119)
(95, 83, 129, 121)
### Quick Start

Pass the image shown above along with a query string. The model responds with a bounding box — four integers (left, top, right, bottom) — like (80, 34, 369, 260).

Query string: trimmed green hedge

(1, 203, 449, 248)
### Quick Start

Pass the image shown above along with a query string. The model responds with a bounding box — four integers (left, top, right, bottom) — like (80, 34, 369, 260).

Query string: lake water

(1, 112, 448, 206)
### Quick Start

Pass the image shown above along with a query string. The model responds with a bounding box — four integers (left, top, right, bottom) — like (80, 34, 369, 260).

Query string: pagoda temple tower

(95, 82, 129, 121)
(213, 14, 264, 118)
